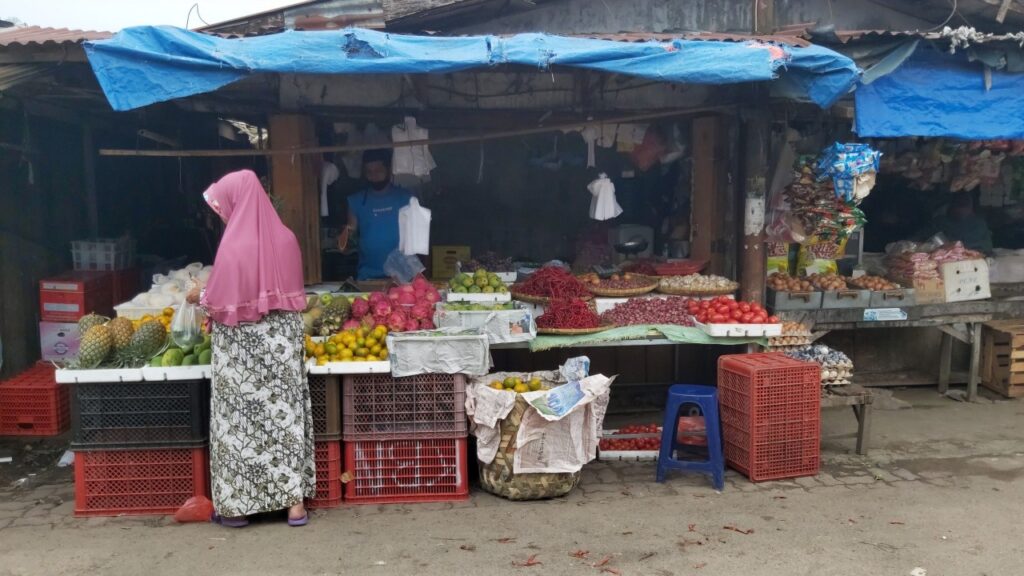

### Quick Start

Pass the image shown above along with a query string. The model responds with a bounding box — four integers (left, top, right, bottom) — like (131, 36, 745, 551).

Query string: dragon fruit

(423, 289, 441, 304)
(361, 315, 377, 331)
(419, 319, 435, 330)
(410, 303, 431, 321)
(373, 301, 392, 318)
(342, 319, 361, 331)
(412, 275, 432, 291)
(397, 291, 417, 306)
(351, 297, 369, 319)
(369, 291, 388, 306)
(403, 318, 420, 332)
(387, 311, 406, 332)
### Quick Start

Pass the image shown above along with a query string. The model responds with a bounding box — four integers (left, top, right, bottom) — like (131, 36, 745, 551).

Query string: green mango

(198, 349, 213, 365)
(181, 354, 197, 367)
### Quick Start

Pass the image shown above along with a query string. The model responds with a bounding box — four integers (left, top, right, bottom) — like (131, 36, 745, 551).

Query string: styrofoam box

(114, 302, 177, 320)
(306, 360, 392, 375)
(142, 365, 211, 381)
(55, 368, 144, 384)
(446, 291, 512, 303)
(941, 259, 991, 303)
(695, 320, 782, 338)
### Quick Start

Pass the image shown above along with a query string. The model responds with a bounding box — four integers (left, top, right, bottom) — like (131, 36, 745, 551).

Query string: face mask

(368, 179, 389, 191)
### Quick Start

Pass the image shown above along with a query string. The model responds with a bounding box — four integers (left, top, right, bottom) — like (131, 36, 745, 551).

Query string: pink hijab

(200, 170, 307, 326)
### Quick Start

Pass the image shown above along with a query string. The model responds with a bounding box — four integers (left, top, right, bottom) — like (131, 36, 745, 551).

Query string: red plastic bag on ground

(174, 495, 214, 523)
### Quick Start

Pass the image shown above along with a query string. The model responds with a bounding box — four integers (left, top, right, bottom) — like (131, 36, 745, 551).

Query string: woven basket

(478, 396, 581, 501)
(511, 291, 593, 306)
(657, 284, 738, 297)
(536, 324, 615, 336)
(587, 281, 659, 298)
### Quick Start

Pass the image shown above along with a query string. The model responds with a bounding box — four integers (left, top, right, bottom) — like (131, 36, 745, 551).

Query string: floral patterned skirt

(209, 310, 316, 517)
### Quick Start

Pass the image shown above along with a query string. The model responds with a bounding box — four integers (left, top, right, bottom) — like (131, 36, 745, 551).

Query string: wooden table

(821, 384, 874, 456)
(797, 301, 1024, 402)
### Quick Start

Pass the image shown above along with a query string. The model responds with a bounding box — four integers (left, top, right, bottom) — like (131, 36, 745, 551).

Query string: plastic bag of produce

(797, 236, 848, 275)
(170, 300, 205, 350)
(766, 242, 791, 275)
(383, 249, 425, 284)
(173, 495, 214, 523)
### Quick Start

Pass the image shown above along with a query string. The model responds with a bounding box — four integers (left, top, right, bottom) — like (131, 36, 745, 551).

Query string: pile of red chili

(513, 267, 590, 299)
(537, 299, 601, 329)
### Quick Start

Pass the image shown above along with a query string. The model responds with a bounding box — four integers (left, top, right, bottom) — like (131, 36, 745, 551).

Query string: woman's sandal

(287, 514, 309, 527)
(211, 513, 249, 528)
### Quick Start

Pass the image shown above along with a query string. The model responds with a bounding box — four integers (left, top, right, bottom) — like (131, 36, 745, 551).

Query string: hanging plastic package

(816, 142, 882, 203)
(383, 249, 426, 284)
(398, 197, 431, 256)
(587, 173, 623, 221)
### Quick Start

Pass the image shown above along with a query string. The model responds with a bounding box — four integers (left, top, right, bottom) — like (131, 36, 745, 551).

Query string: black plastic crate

(308, 374, 341, 438)
(71, 380, 208, 450)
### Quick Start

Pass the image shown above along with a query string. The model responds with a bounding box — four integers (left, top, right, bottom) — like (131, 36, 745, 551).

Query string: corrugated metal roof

(0, 26, 112, 48)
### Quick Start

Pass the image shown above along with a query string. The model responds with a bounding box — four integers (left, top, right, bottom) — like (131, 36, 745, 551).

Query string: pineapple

(107, 317, 135, 350)
(78, 325, 114, 368)
(129, 320, 168, 359)
(78, 313, 109, 336)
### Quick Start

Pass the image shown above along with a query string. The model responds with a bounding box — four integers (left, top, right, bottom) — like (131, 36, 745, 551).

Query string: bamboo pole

(99, 106, 734, 158)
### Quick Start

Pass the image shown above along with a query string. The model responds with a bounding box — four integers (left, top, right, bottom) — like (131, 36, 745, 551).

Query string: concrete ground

(2, 387, 1024, 576)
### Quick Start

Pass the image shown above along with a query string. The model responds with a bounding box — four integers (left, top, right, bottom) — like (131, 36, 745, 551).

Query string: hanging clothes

(392, 116, 436, 178)
(588, 173, 623, 221)
(319, 161, 339, 217)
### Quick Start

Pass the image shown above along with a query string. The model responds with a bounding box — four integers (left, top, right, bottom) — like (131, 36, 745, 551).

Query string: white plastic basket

(114, 302, 177, 320)
(71, 237, 136, 271)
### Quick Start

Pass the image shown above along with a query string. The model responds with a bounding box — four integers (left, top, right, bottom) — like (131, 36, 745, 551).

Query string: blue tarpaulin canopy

(84, 26, 858, 112)
(856, 43, 1024, 139)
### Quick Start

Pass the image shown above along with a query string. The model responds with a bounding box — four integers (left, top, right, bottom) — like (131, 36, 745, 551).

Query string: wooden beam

(98, 106, 735, 158)
(753, 0, 775, 34)
(691, 115, 725, 273)
(269, 115, 322, 284)
(740, 113, 768, 304)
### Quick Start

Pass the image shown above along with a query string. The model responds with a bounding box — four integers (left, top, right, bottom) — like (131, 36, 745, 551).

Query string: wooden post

(269, 115, 322, 284)
(740, 114, 768, 304)
(753, 0, 775, 34)
(691, 116, 727, 274)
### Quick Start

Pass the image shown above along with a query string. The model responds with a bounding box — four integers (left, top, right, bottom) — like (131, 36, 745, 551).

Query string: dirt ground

(2, 387, 1024, 576)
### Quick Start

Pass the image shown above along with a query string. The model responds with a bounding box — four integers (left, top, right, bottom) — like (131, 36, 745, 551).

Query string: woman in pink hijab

(188, 169, 315, 528)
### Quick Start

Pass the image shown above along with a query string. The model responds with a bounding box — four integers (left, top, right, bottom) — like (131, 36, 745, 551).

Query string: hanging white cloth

(398, 197, 432, 256)
(392, 117, 436, 178)
(581, 126, 598, 168)
(587, 173, 623, 221)
(319, 161, 339, 217)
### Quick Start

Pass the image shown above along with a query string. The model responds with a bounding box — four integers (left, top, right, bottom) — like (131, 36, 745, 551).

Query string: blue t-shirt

(348, 186, 413, 279)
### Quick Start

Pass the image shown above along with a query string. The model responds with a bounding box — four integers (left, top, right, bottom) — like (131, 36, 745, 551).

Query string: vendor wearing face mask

(337, 149, 413, 280)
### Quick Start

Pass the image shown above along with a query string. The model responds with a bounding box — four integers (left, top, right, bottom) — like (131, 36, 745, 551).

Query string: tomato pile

(686, 296, 779, 325)
(599, 424, 661, 451)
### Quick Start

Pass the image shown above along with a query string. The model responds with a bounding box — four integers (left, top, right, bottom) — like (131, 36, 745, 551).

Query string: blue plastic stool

(656, 384, 725, 490)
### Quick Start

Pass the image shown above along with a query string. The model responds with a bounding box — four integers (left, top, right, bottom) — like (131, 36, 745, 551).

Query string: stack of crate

(342, 373, 470, 504)
(981, 320, 1024, 398)
(0, 364, 70, 437)
(64, 370, 209, 517)
(306, 374, 343, 509)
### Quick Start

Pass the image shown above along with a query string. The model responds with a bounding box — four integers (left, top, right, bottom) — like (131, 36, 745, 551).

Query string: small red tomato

(732, 309, 744, 320)
(741, 312, 753, 323)
(727, 300, 740, 311)
(751, 303, 764, 313)
(767, 315, 780, 323)
(739, 302, 751, 313)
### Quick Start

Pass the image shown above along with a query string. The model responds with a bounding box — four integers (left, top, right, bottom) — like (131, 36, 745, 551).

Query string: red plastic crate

(74, 447, 209, 517)
(0, 364, 70, 436)
(342, 373, 467, 441)
(307, 440, 343, 509)
(718, 353, 821, 482)
(39, 271, 113, 322)
(344, 438, 469, 504)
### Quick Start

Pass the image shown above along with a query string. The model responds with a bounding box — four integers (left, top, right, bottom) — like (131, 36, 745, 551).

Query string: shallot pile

(513, 267, 590, 299)
(659, 274, 738, 293)
(600, 297, 695, 326)
(536, 299, 601, 329)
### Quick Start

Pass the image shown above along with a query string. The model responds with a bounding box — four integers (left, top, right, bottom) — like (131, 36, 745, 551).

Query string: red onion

(600, 297, 694, 327)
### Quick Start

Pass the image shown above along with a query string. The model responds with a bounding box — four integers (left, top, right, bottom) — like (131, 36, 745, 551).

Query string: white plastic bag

(383, 249, 426, 284)
(398, 197, 431, 256)
(171, 301, 205, 350)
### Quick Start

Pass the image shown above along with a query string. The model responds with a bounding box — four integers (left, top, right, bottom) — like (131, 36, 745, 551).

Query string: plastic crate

(307, 439, 343, 509)
(718, 353, 821, 482)
(0, 364, 70, 436)
(344, 437, 469, 504)
(308, 374, 341, 438)
(74, 446, 209, 516)
(39, 271, 114, 322)
(71, 380, 208, 450)
(71, 237, 136, 271)
(342, 373, 467, 441)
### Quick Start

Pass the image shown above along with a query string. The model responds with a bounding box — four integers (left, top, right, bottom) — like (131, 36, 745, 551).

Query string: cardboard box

(941, 259, 991, 303)
(431, 245, 470, 280)
(39, 271, 113, 322)
(899, 277, 945, 305)
(39, 322, 80, 362)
